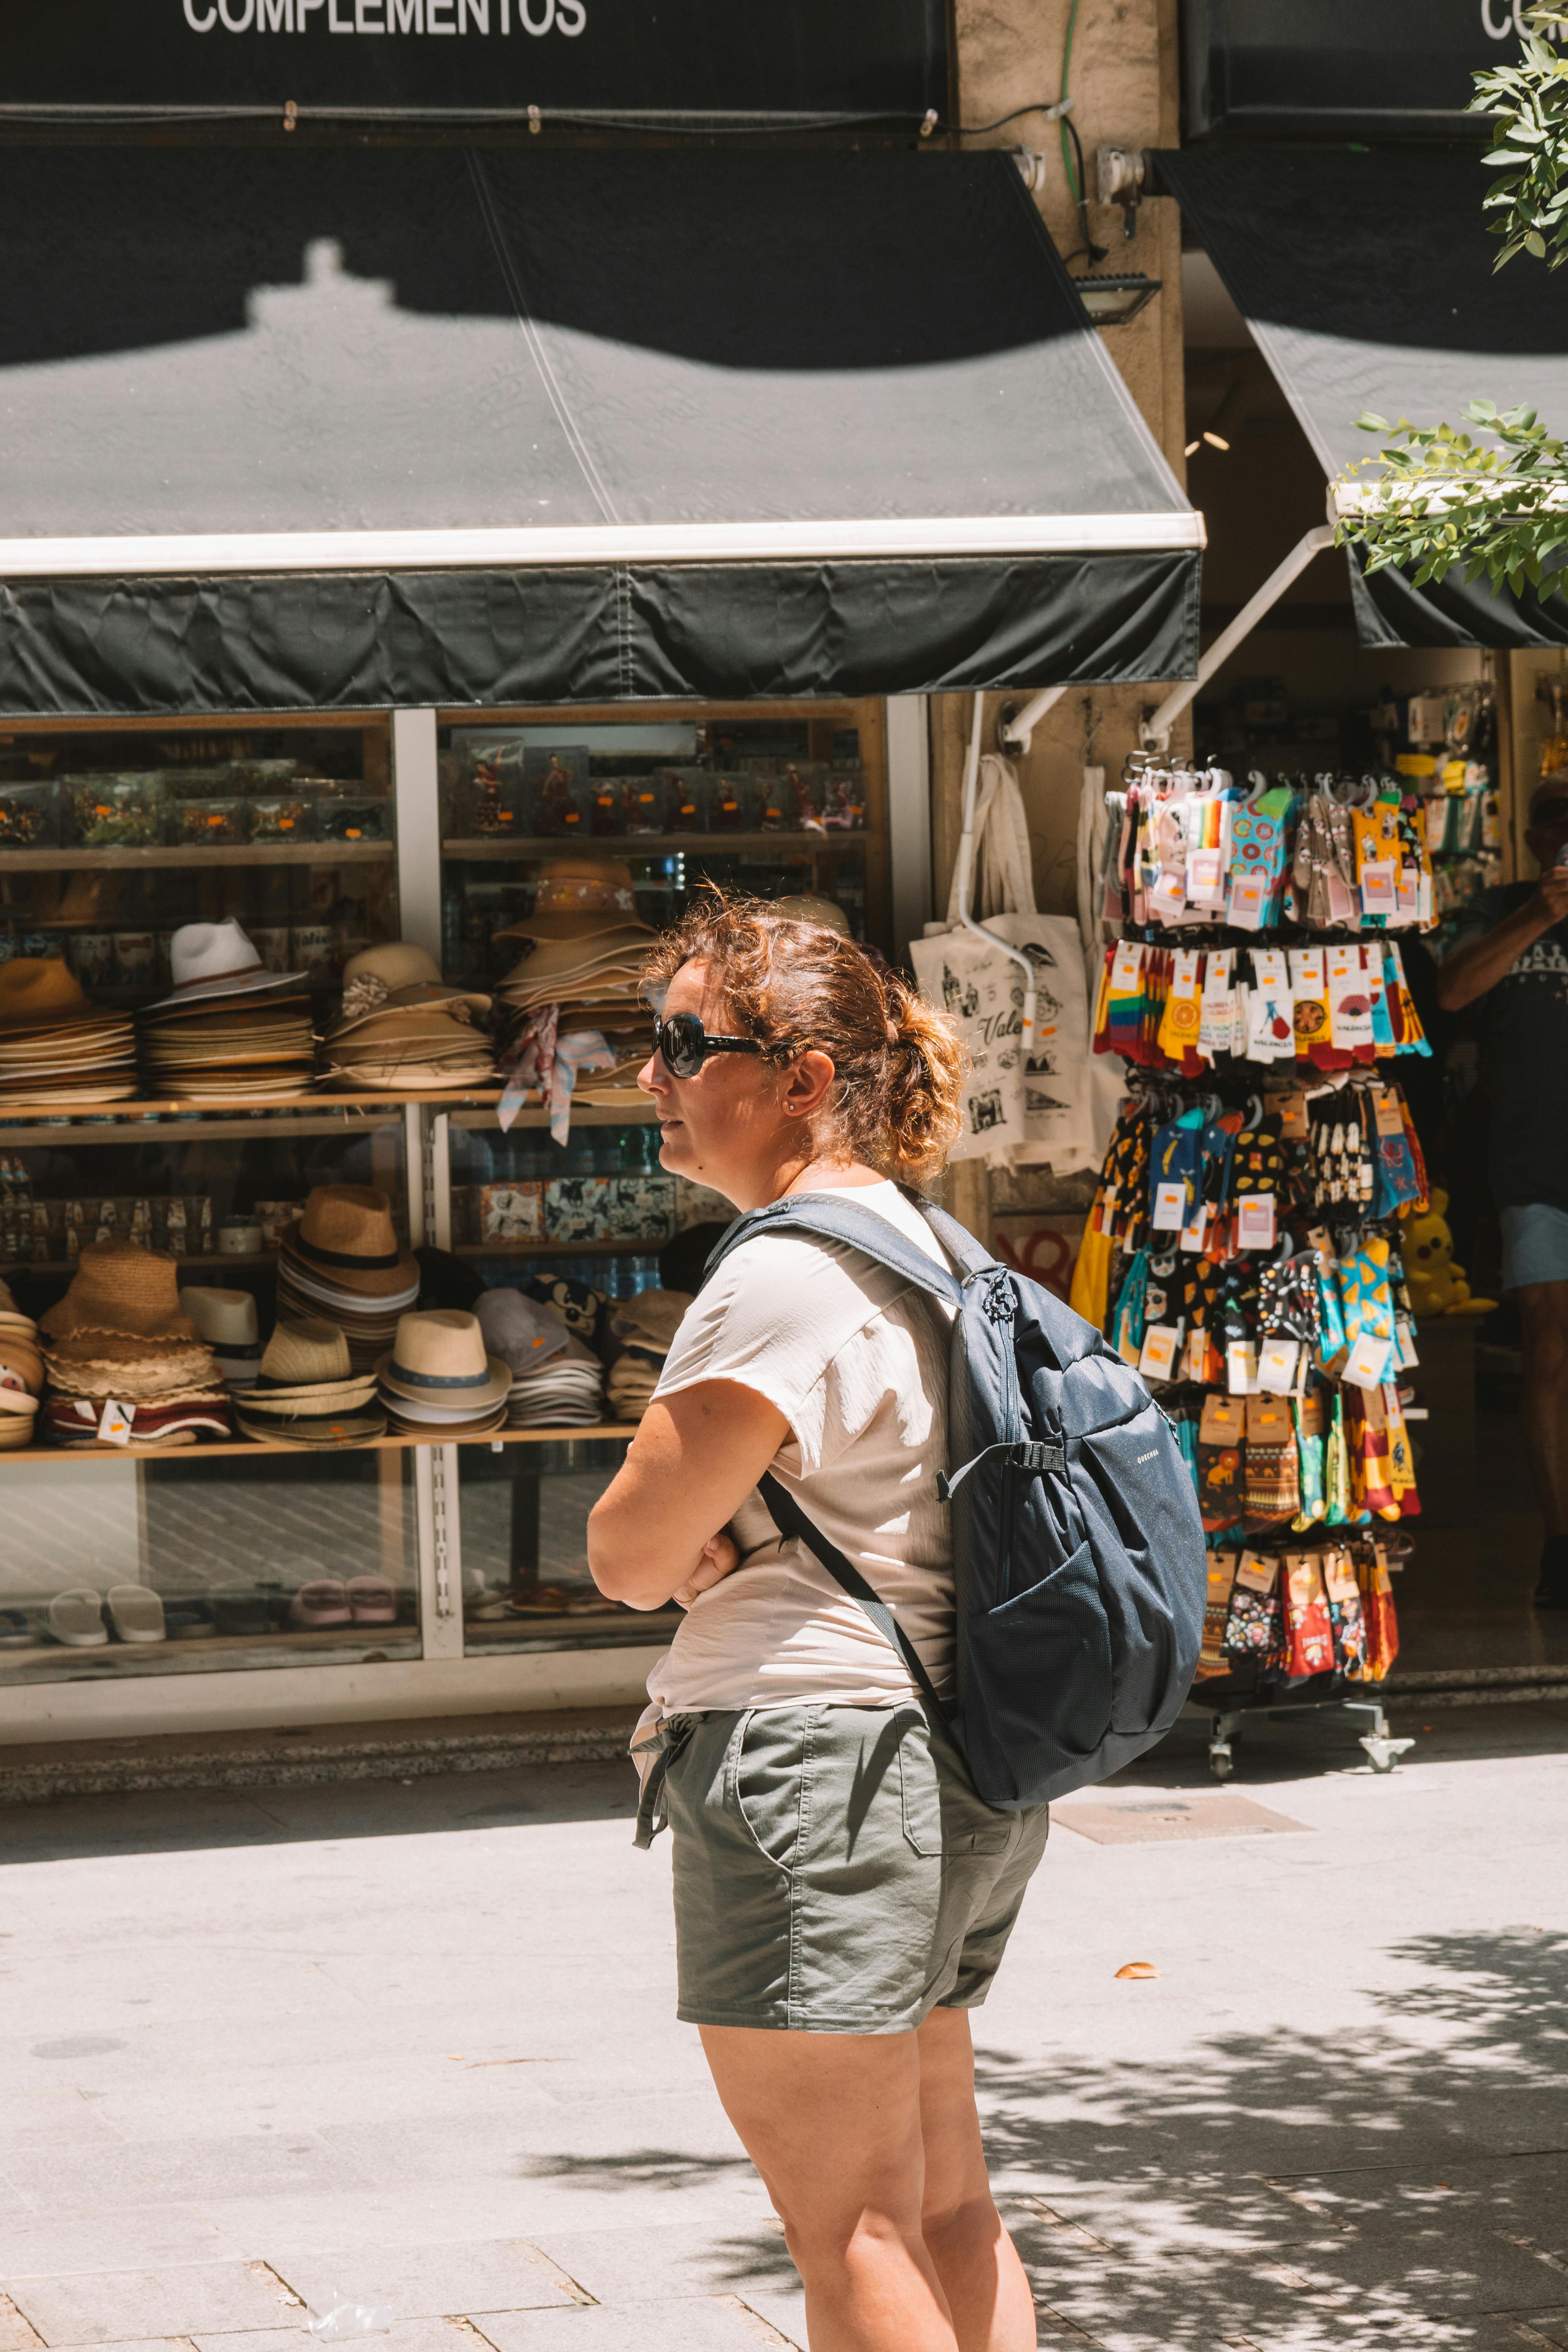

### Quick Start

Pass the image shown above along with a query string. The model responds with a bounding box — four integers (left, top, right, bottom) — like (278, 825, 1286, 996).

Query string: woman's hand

(671, 1530, 741, 1611)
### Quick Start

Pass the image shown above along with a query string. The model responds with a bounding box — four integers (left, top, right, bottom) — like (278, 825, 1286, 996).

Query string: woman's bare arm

(588, 1378, 789, 1611)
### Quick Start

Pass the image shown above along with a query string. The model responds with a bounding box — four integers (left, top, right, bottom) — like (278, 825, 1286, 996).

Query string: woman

(588, 897, 1051, 2352)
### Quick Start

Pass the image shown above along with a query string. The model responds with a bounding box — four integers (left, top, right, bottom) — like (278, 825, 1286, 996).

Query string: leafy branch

(1332, 6, 1568, 600)
(1476, 2, 1568, 268)
(1336, 404, 1568, 597)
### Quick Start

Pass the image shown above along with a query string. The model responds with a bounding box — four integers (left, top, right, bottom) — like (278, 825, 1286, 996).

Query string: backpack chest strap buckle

(938, 1437, 1066, 1502)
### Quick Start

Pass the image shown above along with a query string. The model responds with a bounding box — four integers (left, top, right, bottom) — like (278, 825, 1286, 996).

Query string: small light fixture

(1203, 430, 1230, 451)
(1070, 271, 1161, 326)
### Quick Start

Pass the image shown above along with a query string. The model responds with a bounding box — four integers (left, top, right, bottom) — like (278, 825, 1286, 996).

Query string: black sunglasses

(653, 1011, 768, 1079)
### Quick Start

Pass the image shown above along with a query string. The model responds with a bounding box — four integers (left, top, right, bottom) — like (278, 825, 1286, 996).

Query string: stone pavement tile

(0, 2216, 244, 2283)
(1274, 2152, 1568, 2249)
(732, 2289, 805, 2349)
(1513, 2312, 1568, 2347)
(262, 2244, 572, 2320)
(197, 2176, 776, 2257)
(524, 2220, 796, 2307)
(8, 2261, 305, 2345)
(0, 2135, 365, 2217)
(474, 2299, 792, 2350)
(317, 2098, 740, 2188)
(191, 2328, 473, 2352)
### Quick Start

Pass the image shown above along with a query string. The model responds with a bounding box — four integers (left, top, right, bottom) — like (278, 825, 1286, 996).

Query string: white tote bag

(909, 755, 1095, 1171)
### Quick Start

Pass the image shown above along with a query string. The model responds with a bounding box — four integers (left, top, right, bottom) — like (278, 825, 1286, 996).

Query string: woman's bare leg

(699, 2017, 1035, 2352)
(699, 2023, 958, 2352)
(915, 2006, 1038, 2351)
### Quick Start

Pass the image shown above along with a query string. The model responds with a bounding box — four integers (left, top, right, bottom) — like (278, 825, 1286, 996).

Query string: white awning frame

(0, 511, 1205, 580)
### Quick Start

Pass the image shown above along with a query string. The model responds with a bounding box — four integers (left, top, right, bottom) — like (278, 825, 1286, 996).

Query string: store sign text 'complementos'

(181, 0, 585, 35)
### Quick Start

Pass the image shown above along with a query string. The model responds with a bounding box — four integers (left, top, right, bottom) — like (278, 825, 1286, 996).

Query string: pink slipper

(346, 1576, 397, 1625)
(289, 1579, 351, 1630)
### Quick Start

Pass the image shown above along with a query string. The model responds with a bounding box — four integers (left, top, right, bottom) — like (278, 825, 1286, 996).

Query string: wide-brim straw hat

(38, 1242, 197, 1343)
(255, 1317, 352, 1388)
(0, 958, 95, 1032)
(608, 1288, 694, 1355)
(382, 1398, 508, 1438)
(240, 1378, 380, 1416)
(331, 985, 492, 1043)
(279, 1185, 419, 1298)
(340, 941, 444, 995)
(377, 1308, 511, 1412)
(235, 1401, 388, 1448)
(0, 1385, 39, 1418)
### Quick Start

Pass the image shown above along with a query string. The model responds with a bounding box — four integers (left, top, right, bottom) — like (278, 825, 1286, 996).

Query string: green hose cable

(1059, 0, 1083, 205)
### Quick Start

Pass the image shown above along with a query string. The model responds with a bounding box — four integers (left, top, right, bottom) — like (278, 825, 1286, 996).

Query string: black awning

(0, 147, 1200, 715)
(1156, 143, 1568, 650)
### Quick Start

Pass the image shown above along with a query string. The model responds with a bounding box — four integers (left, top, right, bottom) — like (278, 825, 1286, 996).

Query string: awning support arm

(951, 691, 1038, 1053)
(1139, 522, 1335, 751)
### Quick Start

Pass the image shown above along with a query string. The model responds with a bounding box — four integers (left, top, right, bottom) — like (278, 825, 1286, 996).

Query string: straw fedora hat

(39, 1243, 196, 1341)
(243, 1319, 379, 1413)
(150, 919, 305, 1009)
(279, 1186, 419, 1298)
(496, 856, 652, 946)
(0, 959, 96, 1033)
(377, 1309, 511, 1411)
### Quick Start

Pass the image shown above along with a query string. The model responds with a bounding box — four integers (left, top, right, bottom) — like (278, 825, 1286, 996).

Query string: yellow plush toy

(1400, 1189, 1496, 1316)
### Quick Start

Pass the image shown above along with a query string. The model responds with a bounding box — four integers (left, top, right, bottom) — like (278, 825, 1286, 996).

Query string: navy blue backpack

(703, 1191, 1207, 1809)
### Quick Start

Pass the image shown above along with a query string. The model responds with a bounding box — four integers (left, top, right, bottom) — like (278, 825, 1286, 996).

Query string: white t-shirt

(644, 1181, 957, 1715)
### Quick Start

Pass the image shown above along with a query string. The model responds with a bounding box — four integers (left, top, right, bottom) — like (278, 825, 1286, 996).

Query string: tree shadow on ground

(511, 1930, 1568, 2351)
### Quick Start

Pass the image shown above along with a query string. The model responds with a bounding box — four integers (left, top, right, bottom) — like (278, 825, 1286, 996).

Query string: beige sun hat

(377, 1309, 511, 1412)
(495, 855, 652, 946)
(38, 1243, 197, 1343)
(279, 1186, 419, 1298)
(179, 1288, 260, 1348)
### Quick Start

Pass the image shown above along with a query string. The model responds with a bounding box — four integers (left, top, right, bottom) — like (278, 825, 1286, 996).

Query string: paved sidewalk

(0, 1703, 1565, 2351)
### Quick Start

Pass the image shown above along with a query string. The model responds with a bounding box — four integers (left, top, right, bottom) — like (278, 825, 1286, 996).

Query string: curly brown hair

(643, 893, 965, 1182)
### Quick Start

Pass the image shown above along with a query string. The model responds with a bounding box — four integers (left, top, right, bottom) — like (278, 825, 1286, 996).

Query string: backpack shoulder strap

(701, 1192, 963, 1307)
(908, 1196, 1002, 1281)
(758, 1470, 952, 1723)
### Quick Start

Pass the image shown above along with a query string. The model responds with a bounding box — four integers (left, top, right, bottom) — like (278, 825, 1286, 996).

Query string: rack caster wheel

(1208, 1741, 1233, 1781)
(1359, 1734, 1415, 1774)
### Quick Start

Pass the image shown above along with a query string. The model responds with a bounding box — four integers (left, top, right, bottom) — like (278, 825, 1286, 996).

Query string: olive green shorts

(658, 1702, 1050, 2035)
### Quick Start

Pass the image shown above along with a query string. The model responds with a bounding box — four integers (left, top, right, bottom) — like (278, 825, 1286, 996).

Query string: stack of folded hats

(376, 1308, 511, 1438)
(476, 1286, 605, 1429)
(0, 1279, 43, 1452)
(0, 959, 137, 1109)
(232, 1320, 387, 1449)
(138, 920, 314, 1102)
(179, 1287, 263, 1389)
(277, 1185, 421, 1374)
(38, 1243, 232, 1447)
(323, 942, 496, 1092)
(605, 1289, 692, 1425)
(492, 858, 654, 1105)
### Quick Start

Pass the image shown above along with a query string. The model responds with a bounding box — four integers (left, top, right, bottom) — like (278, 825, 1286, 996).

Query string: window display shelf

(454, 1238, 666, 1259)
(0, 842, 394, 871)
(0, 1091, 501, 1138)
(443, 831, 866, 859)
(447, 1101, 656, 1131)
(0, 1426, 639, 1464)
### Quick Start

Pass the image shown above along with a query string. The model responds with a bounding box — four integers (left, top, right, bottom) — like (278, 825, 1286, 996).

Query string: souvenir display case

(0, 698, 900, 1736)
(437, 702, 889, 989)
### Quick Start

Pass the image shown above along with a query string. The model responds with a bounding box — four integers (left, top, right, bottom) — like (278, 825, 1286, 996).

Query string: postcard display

(1085, 761, 1440, 1775)
(0, 704, 888, 1727)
